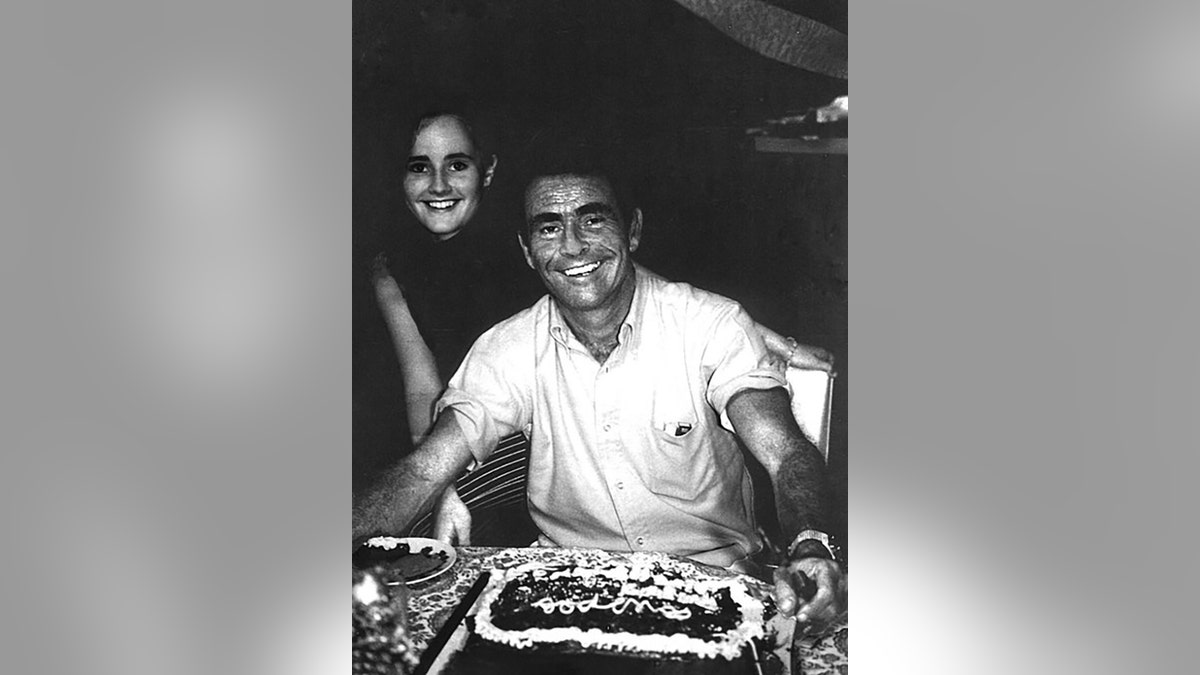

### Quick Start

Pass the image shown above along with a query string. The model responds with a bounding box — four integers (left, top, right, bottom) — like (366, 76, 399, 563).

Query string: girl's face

(402, 115, 495, 240)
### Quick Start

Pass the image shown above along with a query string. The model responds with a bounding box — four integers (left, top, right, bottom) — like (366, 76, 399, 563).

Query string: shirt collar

(547, 266, 646, 348)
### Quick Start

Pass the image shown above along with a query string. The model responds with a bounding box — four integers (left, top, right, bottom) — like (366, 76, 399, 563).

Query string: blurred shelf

(754, 136, 847, 155)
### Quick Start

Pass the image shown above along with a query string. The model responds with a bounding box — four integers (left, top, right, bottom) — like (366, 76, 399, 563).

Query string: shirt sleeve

(702, 303, 789, 432)
(434, 324, 533, 470)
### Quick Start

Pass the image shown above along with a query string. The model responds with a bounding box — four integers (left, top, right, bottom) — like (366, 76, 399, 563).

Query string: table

(402, 546, 848, 675)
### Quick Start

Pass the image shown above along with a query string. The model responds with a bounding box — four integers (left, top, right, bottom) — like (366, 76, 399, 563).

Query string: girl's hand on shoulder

(757, 322, 836, 374)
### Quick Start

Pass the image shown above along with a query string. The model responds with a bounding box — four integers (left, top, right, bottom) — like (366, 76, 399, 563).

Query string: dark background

(353, 0, 849, 539)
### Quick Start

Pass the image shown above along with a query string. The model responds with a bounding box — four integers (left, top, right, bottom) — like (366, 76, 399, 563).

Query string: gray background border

(3, 2, 1197, 673)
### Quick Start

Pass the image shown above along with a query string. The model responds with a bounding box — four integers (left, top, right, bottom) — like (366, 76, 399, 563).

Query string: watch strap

(786, 529, 843, 563)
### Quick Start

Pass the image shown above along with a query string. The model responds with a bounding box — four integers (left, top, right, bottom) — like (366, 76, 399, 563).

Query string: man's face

(521, 174, 641, 313)
(403, 115, 494, 240)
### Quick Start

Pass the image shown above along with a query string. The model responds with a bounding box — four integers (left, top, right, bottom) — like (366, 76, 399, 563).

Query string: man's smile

(560, 260, 603, 277)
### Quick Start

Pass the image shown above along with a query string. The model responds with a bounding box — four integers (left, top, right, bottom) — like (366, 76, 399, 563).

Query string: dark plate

(354, 537, 456, 584)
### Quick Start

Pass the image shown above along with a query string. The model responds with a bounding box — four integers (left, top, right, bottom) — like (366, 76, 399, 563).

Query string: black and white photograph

(351, 2, 849, 672)
(12, 1, 1200, 674)
(14, 1, 1200, 674)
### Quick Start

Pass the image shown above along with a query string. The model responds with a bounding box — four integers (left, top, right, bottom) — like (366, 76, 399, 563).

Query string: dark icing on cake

(474, 553, 764, 660)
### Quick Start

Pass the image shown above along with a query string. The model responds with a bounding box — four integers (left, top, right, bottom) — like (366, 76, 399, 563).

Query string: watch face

(826, 534, 845, 565)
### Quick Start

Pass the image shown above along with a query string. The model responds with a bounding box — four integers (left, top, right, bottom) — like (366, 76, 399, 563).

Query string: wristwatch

(786, 529, 845, 565)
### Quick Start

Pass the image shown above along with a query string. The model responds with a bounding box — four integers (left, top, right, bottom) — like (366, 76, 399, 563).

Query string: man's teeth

(562, 261, 602, 277)
(426, 200, 457, 210)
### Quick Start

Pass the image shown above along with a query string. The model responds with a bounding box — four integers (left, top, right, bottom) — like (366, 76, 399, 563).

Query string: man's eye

(449, 160, 470, 171)
(537, 224, 561, 236)
(583, 216, 606, 227)
(407, 162, 428, 174)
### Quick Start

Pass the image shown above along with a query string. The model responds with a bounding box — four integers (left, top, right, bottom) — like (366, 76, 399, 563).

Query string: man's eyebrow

(530, 212, 564, 226)
(444, 152, 474, 162)
(576, 203, 616, 217)
(407, 154, 430, 163)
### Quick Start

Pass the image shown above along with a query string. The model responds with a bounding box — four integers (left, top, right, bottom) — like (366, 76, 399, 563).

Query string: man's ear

(627, 208, 643, 253)
(518, 231, 535, 269)
(482, 155, 498, 187)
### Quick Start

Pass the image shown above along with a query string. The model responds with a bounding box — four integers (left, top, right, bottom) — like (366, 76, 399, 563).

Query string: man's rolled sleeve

(434, 327, 531, 470)
(704, 304, 788, 432)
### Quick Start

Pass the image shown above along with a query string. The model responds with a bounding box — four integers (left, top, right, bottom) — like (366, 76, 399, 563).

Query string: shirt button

(615, 481, 624, 490)
(602, 423, 612, 433)
(635, 536, 646, 546)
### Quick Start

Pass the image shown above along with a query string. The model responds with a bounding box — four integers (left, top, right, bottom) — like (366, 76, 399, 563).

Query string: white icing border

(473, 553, 764, 661)
(364, 536, 405, 550)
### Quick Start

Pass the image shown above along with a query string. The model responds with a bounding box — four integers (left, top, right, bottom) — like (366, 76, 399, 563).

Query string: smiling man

(354, 159, 846, 631)
(521, 174, 641, 361)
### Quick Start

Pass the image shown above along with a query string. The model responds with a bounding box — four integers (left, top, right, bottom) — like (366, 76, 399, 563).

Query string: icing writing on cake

(530, 594, 694, 620)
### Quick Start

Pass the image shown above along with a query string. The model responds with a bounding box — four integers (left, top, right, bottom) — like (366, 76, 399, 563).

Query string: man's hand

(773, 557, 846, 636)
(432, 486, 472, 546)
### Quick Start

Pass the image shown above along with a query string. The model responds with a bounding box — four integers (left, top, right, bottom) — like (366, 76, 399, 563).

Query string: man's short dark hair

(513, 130, 637, 243)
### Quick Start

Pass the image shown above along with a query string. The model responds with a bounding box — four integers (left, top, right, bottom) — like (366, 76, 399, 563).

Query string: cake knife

(413, 571, 491, 675)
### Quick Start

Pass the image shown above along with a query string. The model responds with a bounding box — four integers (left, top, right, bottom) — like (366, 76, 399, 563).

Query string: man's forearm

(353, 456, 450, 544)
(727, 388, 833, 546)
(352, 412, 474, 545)
(771, 442, 832, 543)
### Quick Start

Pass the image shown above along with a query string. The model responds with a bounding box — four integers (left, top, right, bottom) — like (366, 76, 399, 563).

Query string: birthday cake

(473, 552, 765, 660)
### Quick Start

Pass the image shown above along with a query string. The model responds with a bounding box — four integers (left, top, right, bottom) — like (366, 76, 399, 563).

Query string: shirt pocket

(647, 413, 709, 501)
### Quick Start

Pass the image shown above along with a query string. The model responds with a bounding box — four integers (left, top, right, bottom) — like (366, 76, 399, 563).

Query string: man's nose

(561, 222, 588, 255)
(429, 169, 451, 195)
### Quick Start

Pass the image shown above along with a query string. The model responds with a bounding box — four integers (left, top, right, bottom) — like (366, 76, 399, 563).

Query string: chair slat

(405, 434, 530, 538)
(457, 453, 527, 492)
(463, 477, 526, 511)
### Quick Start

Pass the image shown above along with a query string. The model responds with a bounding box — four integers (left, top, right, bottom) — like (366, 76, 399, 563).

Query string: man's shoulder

(641, 270, 743, 318)
(474, 294, 551, 346)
